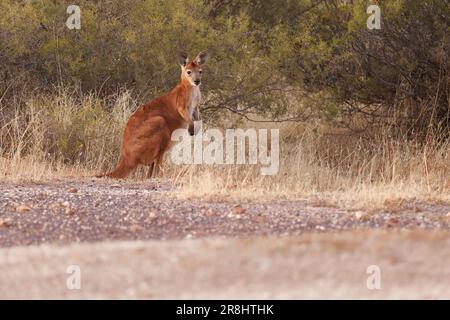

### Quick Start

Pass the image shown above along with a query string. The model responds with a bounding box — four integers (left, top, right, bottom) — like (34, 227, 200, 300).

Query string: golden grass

(168, 128, 449, 210)
(0, 88, 448, 210)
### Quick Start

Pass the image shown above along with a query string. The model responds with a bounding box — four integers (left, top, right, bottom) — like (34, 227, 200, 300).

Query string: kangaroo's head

(177, 51, 209, 87)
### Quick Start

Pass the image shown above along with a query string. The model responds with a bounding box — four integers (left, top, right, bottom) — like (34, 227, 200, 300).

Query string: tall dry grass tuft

(0, 88, 448, 209)
(0, 87, 136, 180)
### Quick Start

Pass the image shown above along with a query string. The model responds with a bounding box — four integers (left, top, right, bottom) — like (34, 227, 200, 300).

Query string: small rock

(68, 188, 78, 193)
(130, 224, 143, 232)
(65, 207, 75, 215)
(36, 193, 47, 200)
(354, 211, 364, 219)
(386, 217, 400, 227)
(16, 205, 31, 213)
(0, 218, 12, 228)
(49, 202, 64, 209)
(255, 215, 267, 223)
(232, 204, 246, 215)
(206, 210, 219, 217)
(354, 211, 371, 221)
(441, 212, 450, 222)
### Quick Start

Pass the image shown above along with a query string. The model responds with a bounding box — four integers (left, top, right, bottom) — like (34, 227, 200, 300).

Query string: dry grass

(169, 126, 449, 209)
(0, 88, 448, 210)
(0, 87, 133, 180)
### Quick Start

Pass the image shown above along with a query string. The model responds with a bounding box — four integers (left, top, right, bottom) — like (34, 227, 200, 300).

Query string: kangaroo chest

(188, 87, 200, 117)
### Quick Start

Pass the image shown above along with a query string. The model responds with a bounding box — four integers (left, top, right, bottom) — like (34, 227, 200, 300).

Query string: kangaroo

(98, 51, 208, 179)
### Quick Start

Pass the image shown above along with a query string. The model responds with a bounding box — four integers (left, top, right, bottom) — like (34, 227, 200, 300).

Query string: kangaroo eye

(186, 70, 192, 75)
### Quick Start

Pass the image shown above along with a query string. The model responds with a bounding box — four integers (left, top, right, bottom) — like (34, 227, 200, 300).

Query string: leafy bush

(209, 0, 449, 136)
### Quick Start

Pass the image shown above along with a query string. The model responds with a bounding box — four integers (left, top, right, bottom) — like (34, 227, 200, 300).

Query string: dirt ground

(1, 231, 450, 299)
(1, 179, 450, 299)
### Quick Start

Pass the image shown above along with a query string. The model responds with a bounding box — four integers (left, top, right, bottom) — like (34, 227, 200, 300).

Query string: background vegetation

(1, 0, 448, 133)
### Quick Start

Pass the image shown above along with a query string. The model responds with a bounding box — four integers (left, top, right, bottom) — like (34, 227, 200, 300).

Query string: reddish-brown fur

(98, 51, 208, 179)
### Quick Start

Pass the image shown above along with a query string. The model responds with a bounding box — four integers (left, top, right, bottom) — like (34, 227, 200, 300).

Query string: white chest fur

(188, 86, 200, 117)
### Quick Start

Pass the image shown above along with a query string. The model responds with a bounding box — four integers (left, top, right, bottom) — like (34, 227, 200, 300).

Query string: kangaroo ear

(195, 51, 208, 65)
(177, 52, 189, 66)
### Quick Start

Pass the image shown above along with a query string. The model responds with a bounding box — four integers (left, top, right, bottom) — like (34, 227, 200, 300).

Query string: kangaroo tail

(96, 158, 134, 179)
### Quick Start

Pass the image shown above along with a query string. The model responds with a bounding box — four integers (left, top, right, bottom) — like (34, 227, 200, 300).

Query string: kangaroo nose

(194, 80, 201, 86)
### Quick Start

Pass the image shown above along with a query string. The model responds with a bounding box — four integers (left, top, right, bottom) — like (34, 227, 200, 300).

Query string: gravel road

(1, 179, 450, 247)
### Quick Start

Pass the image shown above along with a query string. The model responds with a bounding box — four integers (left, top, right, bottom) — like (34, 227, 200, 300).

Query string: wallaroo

(97, 51, 208, 179)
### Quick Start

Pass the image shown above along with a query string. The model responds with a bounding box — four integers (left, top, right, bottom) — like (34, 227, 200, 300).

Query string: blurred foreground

(1, 230, 449, 299)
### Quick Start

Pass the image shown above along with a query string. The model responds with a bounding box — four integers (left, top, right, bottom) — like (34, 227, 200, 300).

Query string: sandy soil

(1, 179, 449, 299)
(1, 230, 450, 299)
